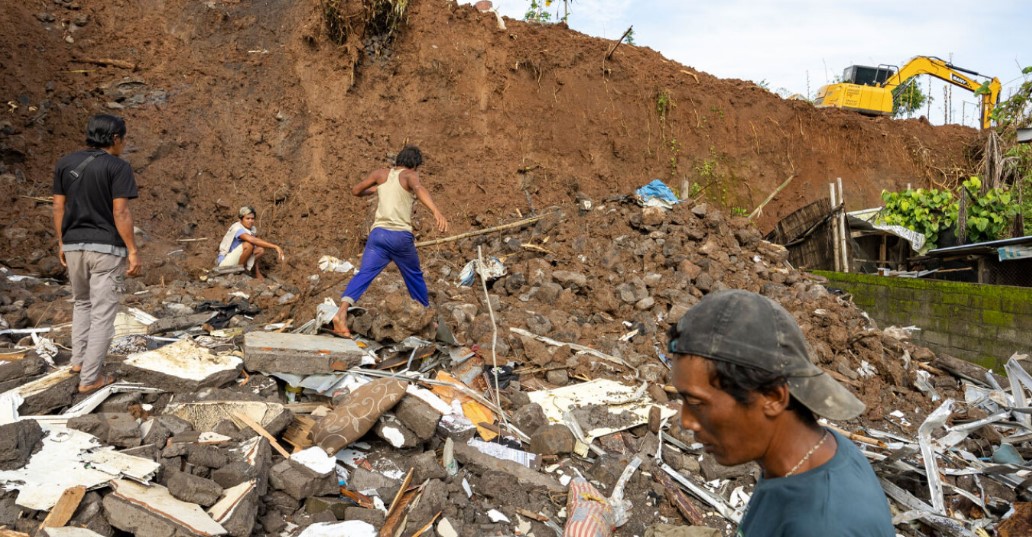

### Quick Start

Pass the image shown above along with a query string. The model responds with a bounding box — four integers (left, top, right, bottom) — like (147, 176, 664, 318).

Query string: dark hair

(85, 114, 127, 148)
(705, 358, 817, 425)
(395, 145, 423, 169)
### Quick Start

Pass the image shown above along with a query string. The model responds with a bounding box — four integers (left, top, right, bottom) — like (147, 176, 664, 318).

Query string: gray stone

(102, 413, 142, 448)
(142, 418, 173, 448)
(349, 467, 401, 498)
(0, 353, 45, 384)
(65, 491, 112, 536)
(635, 297, 656, 311)
(259, 511, 288, 534)
(551, 271, 587, 290)
(529, 424, 575, 456)
(211, 461, 255, 490)
(262, 490, 300, 513)
(0, 419, 44, 470)
(243, 332, 367, 375)
(545, 368, 569, 385)
(393, 396, 442, 441)
(167, 471, 223, 507)
(510, 403, 547, 436)
(97, 392, 143, 413)
(209, 481, 259, 537)
(268, 459, 338, 501)
(157, 415, 195, 435)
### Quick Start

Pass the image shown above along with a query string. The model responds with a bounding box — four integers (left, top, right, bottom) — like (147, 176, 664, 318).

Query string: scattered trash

(317, 255, 354, 274)
(458, 256, 506, 286)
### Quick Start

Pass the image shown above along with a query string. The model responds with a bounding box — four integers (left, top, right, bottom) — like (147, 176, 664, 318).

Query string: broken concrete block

(168, 471, 224, 507)
(268, 459, 338, 501)
(122, 339, 242, 392)
(4, 366, 77, 415)
(0, 419, 44, 470)
(187, 444, 228, 469)
(452, 440, 563, 493)
(436, 414, 477, 443)
(310, 378, 407, 455)
(164, 400, 292, 437)
(305, 496, 351, 519)
(102, 479, 226, 536)
(97, 412, 142, 448)
(348, 467, 400, 498)
(374, 414, 420, 448)
(393, 396, 442, 441)
(529, 424, 575, 456)
(344, 506, 385, 528)
(208, 480, 259, 537)
(0, 352, 46, 388)
(262, 490, 300, 513)
(242, 332, 368, 375)
(409, 450, 447, 483)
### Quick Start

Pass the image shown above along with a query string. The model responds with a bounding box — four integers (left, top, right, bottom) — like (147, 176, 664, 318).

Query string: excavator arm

(882, 56, 1001, 129)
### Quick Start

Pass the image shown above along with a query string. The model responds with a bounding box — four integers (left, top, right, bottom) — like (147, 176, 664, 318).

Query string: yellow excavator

(815, 56, 1001, 129)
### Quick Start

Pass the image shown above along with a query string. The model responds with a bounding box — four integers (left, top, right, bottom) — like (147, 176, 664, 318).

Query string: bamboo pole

(830, 183, 840, 272)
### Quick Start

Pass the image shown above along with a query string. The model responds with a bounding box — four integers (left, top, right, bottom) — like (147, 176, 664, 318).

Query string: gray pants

(66, 251, 125, 385)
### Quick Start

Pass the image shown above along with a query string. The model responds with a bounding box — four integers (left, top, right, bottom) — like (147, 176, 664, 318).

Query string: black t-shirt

(52, 149, 138, 247)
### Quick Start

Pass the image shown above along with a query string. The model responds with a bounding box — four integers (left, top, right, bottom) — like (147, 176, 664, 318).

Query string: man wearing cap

(667, 290, 893, 537)
(216, 206, 285, 279)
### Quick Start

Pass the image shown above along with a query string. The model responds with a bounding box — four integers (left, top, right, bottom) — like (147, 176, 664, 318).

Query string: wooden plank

(233, 411, 291, 459)
(654, 470, 704, 525)
(282, 415, 316, 451)
(39, 485, 86, 529)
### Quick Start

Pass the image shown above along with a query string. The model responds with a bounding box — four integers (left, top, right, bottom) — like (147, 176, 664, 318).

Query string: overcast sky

(471, 0, 1030, 128)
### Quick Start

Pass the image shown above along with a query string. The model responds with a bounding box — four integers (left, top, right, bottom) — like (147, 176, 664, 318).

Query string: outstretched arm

(406, 172, 448, 232)
(241, 233, 285, 261)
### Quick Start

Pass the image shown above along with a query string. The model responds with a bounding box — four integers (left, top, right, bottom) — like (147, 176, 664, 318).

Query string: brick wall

(813, 271, 1032, 372)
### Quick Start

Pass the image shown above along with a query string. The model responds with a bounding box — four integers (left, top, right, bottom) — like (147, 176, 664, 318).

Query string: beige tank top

(371, 168, 415, 232)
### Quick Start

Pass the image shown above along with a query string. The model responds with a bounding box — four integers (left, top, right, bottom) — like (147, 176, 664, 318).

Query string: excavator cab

(842, 65, 895, 86)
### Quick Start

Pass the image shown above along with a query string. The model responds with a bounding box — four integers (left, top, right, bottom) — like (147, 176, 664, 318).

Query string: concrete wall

(813, 271, 1032, 372)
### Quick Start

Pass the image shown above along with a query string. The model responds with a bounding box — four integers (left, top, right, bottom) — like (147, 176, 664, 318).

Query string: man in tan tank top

(331, 146, 448, 337)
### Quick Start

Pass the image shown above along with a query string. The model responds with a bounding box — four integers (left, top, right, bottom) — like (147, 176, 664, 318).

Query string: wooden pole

(605, 26, 634, 60)
(415, 213, 549, 247)
(830, 183, 840, 271)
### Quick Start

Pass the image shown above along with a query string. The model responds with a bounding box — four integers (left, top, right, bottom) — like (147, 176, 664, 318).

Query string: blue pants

(342, 227, 429, 306)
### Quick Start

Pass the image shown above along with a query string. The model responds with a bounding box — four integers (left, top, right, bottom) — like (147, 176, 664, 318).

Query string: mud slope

(0, 0, 980, 280)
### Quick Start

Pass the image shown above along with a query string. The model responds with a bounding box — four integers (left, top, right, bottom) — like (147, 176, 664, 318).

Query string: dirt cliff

(1, 0, 980, 284)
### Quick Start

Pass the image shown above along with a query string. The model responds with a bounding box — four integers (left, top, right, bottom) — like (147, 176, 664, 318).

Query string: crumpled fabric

(634, 179, 679, 209)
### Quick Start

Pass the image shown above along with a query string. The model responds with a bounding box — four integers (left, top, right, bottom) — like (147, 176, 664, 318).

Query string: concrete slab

(207, 481, 258, 537)
(242, 332, 369, 375)
(123, 340, 242, 391)
(103, 479, 226, 536)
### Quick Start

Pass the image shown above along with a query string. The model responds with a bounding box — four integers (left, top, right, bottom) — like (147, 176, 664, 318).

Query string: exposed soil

(1, 0, 982, 289)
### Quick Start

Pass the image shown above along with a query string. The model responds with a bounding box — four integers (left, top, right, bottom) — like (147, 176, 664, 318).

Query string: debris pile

(0, 196, 1029, 536)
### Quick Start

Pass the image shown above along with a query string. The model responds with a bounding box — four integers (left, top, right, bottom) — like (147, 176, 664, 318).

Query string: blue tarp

(635, 180, 679, 208)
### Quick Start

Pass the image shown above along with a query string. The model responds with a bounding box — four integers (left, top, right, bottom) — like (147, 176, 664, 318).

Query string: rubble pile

(0, 198, 1029, 536)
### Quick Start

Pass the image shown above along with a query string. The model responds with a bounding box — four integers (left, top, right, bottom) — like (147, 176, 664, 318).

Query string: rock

(698, 453, 757, 481)
(552, 270, 587, 290)
(409, 450, 447, 482)
(167, 471, 223, 507)
(0, 419, 44, 471)
(305, 496, 351, 520)
(186, 444, 228, 469)
(529, 424, 575, 455)
(642, 206, 667, 227)
(545, 368, 569, 386)
(344, 507, 385, 528)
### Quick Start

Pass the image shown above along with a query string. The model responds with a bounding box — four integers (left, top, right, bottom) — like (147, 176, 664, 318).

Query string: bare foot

(331, 310, 351, 338)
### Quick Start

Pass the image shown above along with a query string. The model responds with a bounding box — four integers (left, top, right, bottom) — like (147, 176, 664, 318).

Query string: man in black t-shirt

(52, 114, 140, 394)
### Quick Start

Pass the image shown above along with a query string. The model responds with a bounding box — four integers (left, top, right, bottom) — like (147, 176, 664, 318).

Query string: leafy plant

(655, 89, 672, 120)
(880, 188, 957, 250)
(960, 176, 1018, 243)
(524, 0, 552, 23)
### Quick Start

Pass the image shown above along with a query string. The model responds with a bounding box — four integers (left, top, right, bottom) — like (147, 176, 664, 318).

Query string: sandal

(71, 365, 82, 373)
(78, 374, 116, 394)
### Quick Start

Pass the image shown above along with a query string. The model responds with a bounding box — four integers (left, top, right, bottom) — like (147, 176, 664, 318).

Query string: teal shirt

(738, 430, 894, 537)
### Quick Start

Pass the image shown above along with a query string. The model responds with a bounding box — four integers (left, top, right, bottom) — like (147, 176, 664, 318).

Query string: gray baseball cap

(668, 289, 865, 421)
